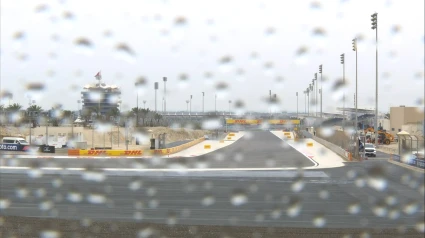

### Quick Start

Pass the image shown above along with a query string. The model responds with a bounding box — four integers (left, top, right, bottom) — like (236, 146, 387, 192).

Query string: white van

(2, 137, 30, 145)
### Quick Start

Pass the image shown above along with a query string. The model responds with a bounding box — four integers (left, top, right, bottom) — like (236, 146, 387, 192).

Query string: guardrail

(309, 134, 351, 161)
(68, 137, 206, 156)
(390, 154, 425, 169)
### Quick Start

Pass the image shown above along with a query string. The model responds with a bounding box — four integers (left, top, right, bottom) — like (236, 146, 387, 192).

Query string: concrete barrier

(310, 134, 350, 161)
(68, 137, 206, 156)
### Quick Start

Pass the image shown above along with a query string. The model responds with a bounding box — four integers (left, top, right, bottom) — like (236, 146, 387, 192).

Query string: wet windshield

(0, 0, 424, 237)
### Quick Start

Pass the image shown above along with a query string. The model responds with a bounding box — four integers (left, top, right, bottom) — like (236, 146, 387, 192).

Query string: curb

(387, 159, 425, 173)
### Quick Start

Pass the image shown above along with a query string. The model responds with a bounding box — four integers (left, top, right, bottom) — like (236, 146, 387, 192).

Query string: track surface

(1, 131, 424, 237)
(1, 131, 315, 169)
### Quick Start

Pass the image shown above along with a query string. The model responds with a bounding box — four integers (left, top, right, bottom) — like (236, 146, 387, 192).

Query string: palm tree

(27, 104, 43, 112)
(6, 103, 22, 112)
(140, 108, 150, 126)
(154, 112, 162, 124)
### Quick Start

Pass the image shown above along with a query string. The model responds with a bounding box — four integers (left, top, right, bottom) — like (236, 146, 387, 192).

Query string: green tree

(140, 108, 150, 126)
(27, 104, 43, 112)
(154, 112, 162, 124)
(6, 103, 22, 112)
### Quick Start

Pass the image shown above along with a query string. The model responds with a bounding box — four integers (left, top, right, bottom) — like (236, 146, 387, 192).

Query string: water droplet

(63, 11, 74, 20)
(310, 1, 321, 9)
(134, 76, 148, 94)
(388, 208, 400, 220)
(347, 201, 361, 214)
(35, 188, 46, 198)
(35, 4, 49, 13)
(255, 212, 265, 222)
(291, 176, 305, 192)
(287, 197, 302, 217)
(39, 200, 53, 211)
(74, 37, 94, 56)
(52, 178, 62, 188)
(319, 189, 330, 199)
(355, 177, 366, 187)
(40, 230, 60, 238)
(372, 201, 387, 217)
(148, 199, 159, 208)
(201, 195, 215, 206)
(147, 187, 157, 196)
(0, 198, 11, 209)
(87, 192, 106, 204)
(82, 169, 105, 182)
(174, 16, 187, 26)
(138, 227, 156, 238)
(13, 31, 25, 41)
(231, 189, 248, 206)
(403, 201, 418, 215)
(67, 189, 83, 203)
(294, 46, 309, 64)
(15, 184, 29, 199)
(312, 213, 326, 227)
(312, 27, 326, 37)
(134, 201, 145, 210)
(115, 43, 136, 63)
(391, 25, 402, 34)
(415, 220, 425, 233)
(218, 55, 233, 73)
(167, 211, 177, 225)
(385, 193, 398, 206)
(129, 179, 143, 191)
(367, 166, 387, 191)
(134, 211, 143, 220)
(270, 208, 282, 219)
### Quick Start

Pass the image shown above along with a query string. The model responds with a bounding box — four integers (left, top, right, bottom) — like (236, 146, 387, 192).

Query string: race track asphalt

(1, 131, 424, 237)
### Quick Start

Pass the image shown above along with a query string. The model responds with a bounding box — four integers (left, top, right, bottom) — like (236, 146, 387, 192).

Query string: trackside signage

(0, 143, 30, 151)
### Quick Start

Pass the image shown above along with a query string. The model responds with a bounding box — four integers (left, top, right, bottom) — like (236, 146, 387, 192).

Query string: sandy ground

(0, 126, 212, 149)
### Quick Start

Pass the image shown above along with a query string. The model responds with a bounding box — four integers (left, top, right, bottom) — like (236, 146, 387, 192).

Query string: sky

(0, 0, 424, 113)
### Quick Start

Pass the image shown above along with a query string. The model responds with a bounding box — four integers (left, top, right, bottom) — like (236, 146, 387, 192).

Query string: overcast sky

(1, 0, 424, 113)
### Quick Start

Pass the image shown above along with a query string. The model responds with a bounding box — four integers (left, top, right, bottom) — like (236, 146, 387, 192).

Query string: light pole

(319, 65, 323, 118)
(269, 90, 272, 116)
(46, 118, 49, 145)
(340, 54, 345, 131)
(214, 94, 217, 115)
(154, 82, 158, 113)
(228, 100, 232, 116)
(186, 100, 189, 113)
(189, 95, 192, 116)
(304, 90, 307, 114)
(353, 37, 359, 159)
(311, 79, 315, 117)
(307, 85, 311, 116)
(296, 92, 298, 118)
(77, 100, 81, 116)
(202, 92, 205, 113)
(371, 12, 379, 147)
(315, 73, 318, 117)
(163, 77, 167, 114)
(143, 100, 146, 109)
(136, 89, 139, 127)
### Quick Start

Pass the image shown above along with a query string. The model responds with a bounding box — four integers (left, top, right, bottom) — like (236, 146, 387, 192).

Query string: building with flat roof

(81, 72, 121, 116)
(390, 106, 424, 135)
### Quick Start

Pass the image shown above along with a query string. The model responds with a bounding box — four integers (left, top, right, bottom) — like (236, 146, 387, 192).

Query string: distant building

(390, 106, 424, 135)
(81, 72, 121, 116)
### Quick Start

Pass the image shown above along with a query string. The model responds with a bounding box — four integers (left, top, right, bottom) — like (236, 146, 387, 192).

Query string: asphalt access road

(0, 159, 423, 235)
(1, 131, 315, 169)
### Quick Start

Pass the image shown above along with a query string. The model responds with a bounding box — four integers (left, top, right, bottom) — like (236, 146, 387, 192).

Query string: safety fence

(390, 154, 425, 169)
(68, 137, 205, 156)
